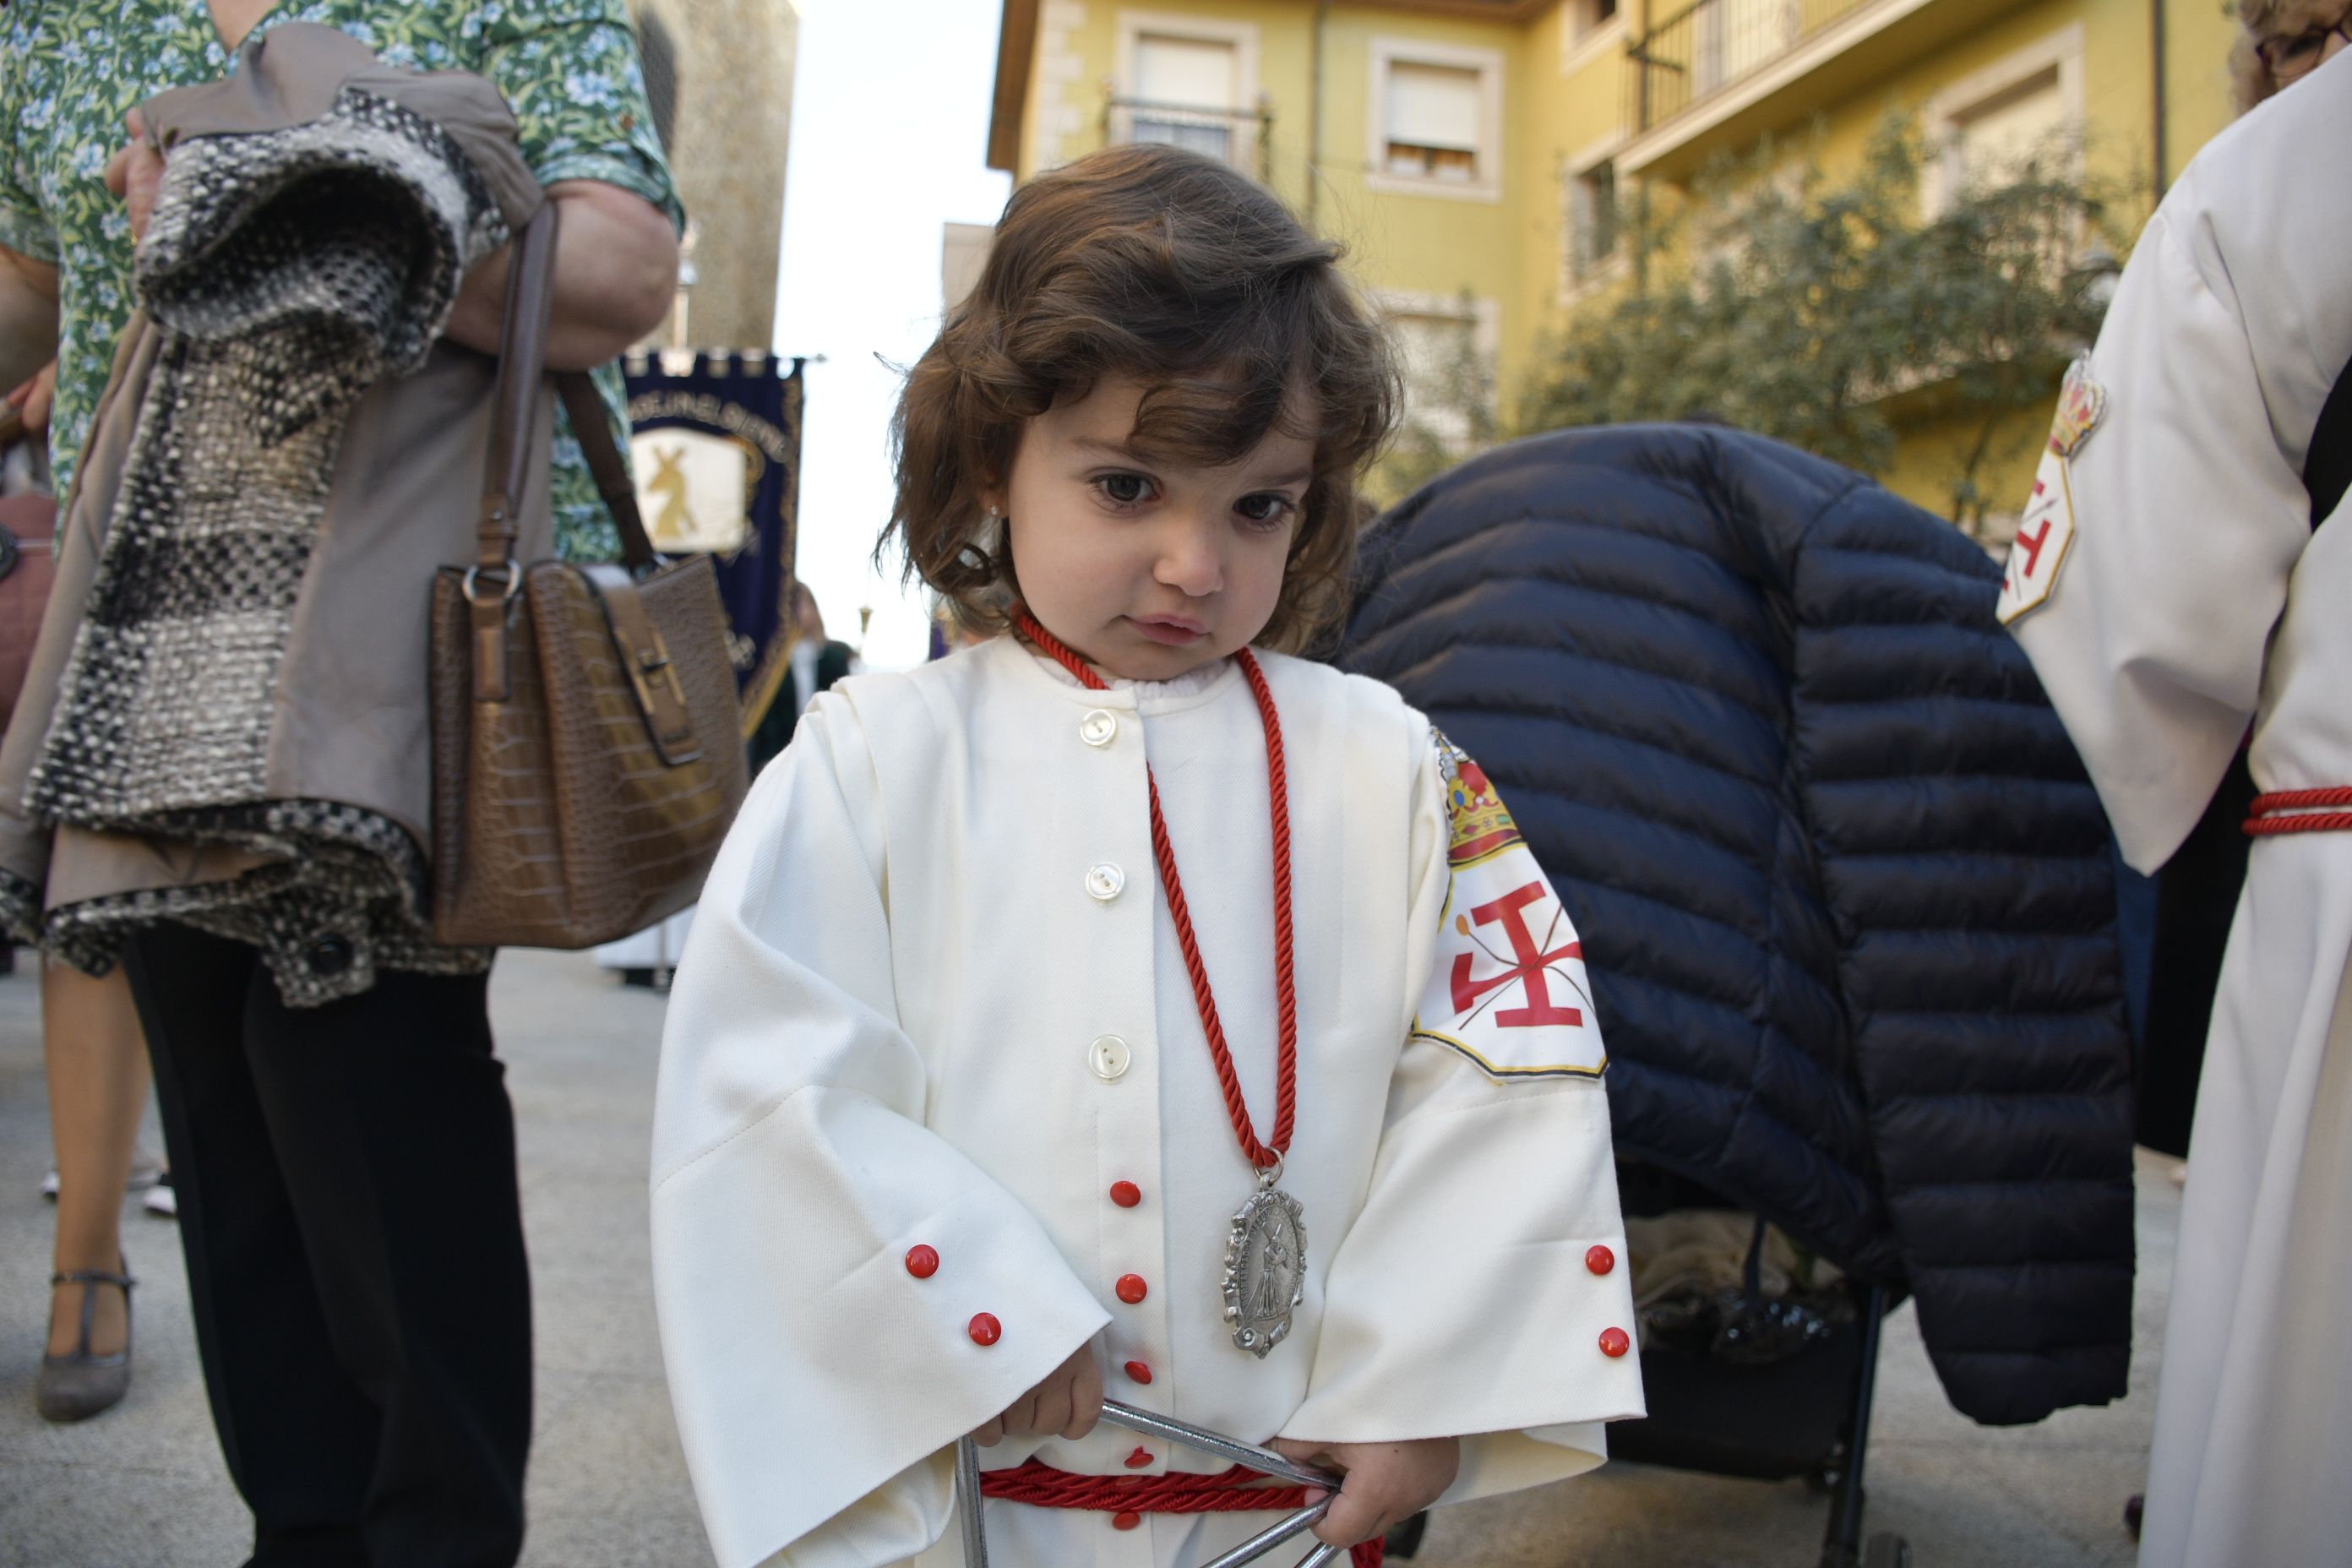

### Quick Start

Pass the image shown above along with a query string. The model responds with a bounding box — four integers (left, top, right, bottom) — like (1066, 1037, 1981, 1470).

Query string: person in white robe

(649, 633, 1646, 1567)
(1996, 51, 2352, 1568)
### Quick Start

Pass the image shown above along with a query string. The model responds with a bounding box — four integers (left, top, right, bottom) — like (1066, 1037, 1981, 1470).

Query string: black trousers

(123, 925, 531, 1568)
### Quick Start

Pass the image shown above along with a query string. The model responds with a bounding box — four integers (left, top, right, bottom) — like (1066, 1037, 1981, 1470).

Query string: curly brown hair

(2230, 0, 2338, 112)
(884, 144, 1402, 652)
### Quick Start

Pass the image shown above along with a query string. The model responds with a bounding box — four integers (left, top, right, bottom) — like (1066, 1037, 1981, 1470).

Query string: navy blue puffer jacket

(1337, 426, 2135, 1426)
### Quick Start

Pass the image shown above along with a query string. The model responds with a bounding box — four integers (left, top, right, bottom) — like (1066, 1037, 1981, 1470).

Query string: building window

(1385, 62, 1482, 181)
(1921, 28, 2084, 215)
(1560, 0, 1627, 77)
(1391, 312, 1478, 445)
(1566, 161, 1619, 283)
(1381, 294, 1499, 449)
(1113, 13, 1260, 172)
(1948, 67, 2066, 188)
(1367, 39, 1504, 202)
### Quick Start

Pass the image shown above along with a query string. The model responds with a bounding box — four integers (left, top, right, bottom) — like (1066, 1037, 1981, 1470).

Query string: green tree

(1515, 117, 2129, 540)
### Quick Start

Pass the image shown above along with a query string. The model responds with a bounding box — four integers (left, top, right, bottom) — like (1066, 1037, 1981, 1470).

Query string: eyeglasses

(2256, 4, 2352, 79)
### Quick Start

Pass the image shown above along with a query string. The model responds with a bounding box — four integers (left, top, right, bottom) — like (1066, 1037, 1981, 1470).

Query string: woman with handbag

(0, 365, 165, 1427)
(3, 357, 163, 1429)
(0, 6, 682, 1562)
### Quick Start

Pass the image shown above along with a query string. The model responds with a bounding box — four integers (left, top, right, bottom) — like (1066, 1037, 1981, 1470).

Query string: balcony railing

(1103, 95, 1276, 186)
(1624, 0, 1877, 135)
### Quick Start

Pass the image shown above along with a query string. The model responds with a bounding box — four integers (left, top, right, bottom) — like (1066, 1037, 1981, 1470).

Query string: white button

(1089, 1035, 1133, 1081)
(1080, 710, 1119, 747)
(1086, 863, 1126, 901)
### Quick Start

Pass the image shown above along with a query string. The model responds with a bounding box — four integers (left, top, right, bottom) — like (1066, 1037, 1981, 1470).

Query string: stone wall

(627, 0, 798, 351)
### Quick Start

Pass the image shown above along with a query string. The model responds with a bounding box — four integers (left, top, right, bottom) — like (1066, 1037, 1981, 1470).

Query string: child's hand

(970, 1341, 1104, 1447)
(1268, 1436, 1460, 1548)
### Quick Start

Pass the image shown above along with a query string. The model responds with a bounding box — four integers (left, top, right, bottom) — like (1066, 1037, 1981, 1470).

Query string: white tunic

(650, 635, 1645, 1568)
(1997, 54, 2352, 1568)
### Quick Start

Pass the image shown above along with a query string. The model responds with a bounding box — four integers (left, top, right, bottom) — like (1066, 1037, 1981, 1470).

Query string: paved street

(0, 949, 2169, 1566)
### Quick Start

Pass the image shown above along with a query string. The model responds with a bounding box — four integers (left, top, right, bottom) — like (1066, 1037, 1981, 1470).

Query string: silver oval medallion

(1222, 1184, 1307, 1358)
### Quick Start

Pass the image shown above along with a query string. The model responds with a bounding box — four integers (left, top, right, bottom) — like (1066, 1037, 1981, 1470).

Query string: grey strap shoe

(37, 1262, 133, 1423)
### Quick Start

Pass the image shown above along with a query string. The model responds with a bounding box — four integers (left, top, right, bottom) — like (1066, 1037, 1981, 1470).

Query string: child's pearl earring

(984, 505, 1002, 520)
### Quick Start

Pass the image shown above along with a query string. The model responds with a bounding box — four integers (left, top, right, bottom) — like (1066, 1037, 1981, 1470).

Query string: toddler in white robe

(650, 142, 1645, 1568)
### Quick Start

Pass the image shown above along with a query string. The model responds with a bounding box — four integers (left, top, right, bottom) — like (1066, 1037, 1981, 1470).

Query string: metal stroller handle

(1098, 1402, 1342, 1491)
(952, 1399, 1347, 1566)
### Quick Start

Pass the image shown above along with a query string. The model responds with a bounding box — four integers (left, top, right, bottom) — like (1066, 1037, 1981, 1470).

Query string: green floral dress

(0, 0, 682, 563)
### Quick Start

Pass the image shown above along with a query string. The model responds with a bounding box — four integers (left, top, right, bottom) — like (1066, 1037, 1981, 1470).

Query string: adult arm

(2000, 206, 2311, 872)
(108, 119, 673, 373)
(0, 243, 58, 397)
(105, 0, 685, 372)
(459, 0, 684, 368)
(0, 8, 61, 395)
(438, 178, 677, 369)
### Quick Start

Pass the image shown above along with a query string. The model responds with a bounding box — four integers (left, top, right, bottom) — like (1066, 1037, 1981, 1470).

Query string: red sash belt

(2245, 788, 2352, 836)
(979, 1461, 1383, 1565)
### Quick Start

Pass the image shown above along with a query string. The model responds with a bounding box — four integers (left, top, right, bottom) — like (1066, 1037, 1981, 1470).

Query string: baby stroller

(1339, 425, 2138, 1567)
(1386, 1159, 1908, 1568)
(1603, 1167, 1909, 1568)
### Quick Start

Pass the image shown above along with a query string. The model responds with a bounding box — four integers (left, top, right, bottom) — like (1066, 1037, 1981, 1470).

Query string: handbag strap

(475, 204, 662, 580)
(476, 204, 558, 582)
(466, 201, 664, 702)
(556, 373, 658, 571)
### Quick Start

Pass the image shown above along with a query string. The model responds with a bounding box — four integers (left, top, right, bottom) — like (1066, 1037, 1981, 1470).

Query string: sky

(770, 0, 1013, 670)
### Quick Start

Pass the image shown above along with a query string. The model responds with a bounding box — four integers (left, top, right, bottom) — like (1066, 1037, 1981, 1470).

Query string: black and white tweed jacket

(8, 75, 512, 1005)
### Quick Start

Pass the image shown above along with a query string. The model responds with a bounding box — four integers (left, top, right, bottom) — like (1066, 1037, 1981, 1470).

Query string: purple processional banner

(620, 349, 806, 753)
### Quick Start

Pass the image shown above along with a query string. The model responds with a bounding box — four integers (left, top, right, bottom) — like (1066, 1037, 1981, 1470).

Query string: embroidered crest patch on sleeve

(1413, 732, 1607, 1081)
(1997, 355, 2105, 625)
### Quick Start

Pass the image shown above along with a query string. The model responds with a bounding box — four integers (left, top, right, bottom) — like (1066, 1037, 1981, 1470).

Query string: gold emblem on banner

(629, 428, 763, 554)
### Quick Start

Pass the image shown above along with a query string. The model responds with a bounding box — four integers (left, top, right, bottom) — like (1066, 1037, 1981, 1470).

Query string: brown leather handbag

(429, 206, 749, 948)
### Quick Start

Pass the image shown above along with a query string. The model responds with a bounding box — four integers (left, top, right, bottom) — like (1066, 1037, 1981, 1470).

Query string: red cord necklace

(1017, 611, 1310, 1358)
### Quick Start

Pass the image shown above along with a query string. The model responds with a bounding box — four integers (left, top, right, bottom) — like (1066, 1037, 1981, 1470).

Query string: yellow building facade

(986, 0, 2244, 520)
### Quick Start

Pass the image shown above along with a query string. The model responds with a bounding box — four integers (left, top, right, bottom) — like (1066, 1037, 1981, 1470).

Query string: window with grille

(1129, 32, 1239, 164)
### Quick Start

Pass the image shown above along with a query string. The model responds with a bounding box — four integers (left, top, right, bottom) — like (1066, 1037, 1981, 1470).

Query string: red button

(1109, 1181, 1143, 1208)
(1112, 1511, 1142, 1531)
(1115, 1274, 1148, 1304)
(968, 1313, 1002, 1347)
(1599, 1326, 1631, 1358)
(1124, 1446, 1154, 1469)
(1585, 1244, 1615, 1277)
(906, 1244, 939, 1279)
(1124, 1359, 1154, 1385)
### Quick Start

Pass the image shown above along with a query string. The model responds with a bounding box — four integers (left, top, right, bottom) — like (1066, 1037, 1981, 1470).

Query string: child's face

(988, 375, 1314, 682)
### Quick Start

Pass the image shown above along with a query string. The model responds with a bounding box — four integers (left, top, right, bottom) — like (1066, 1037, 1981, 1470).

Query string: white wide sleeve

(650, 698, 1111, 1568)
(1282, 736, 1644, 1505)
(2001, 208, 2311, 873)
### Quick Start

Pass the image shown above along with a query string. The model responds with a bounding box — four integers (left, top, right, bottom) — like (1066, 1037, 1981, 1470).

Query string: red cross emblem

(1450, 881, 1586, 1029)
(2012, 515, 2054, 580)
